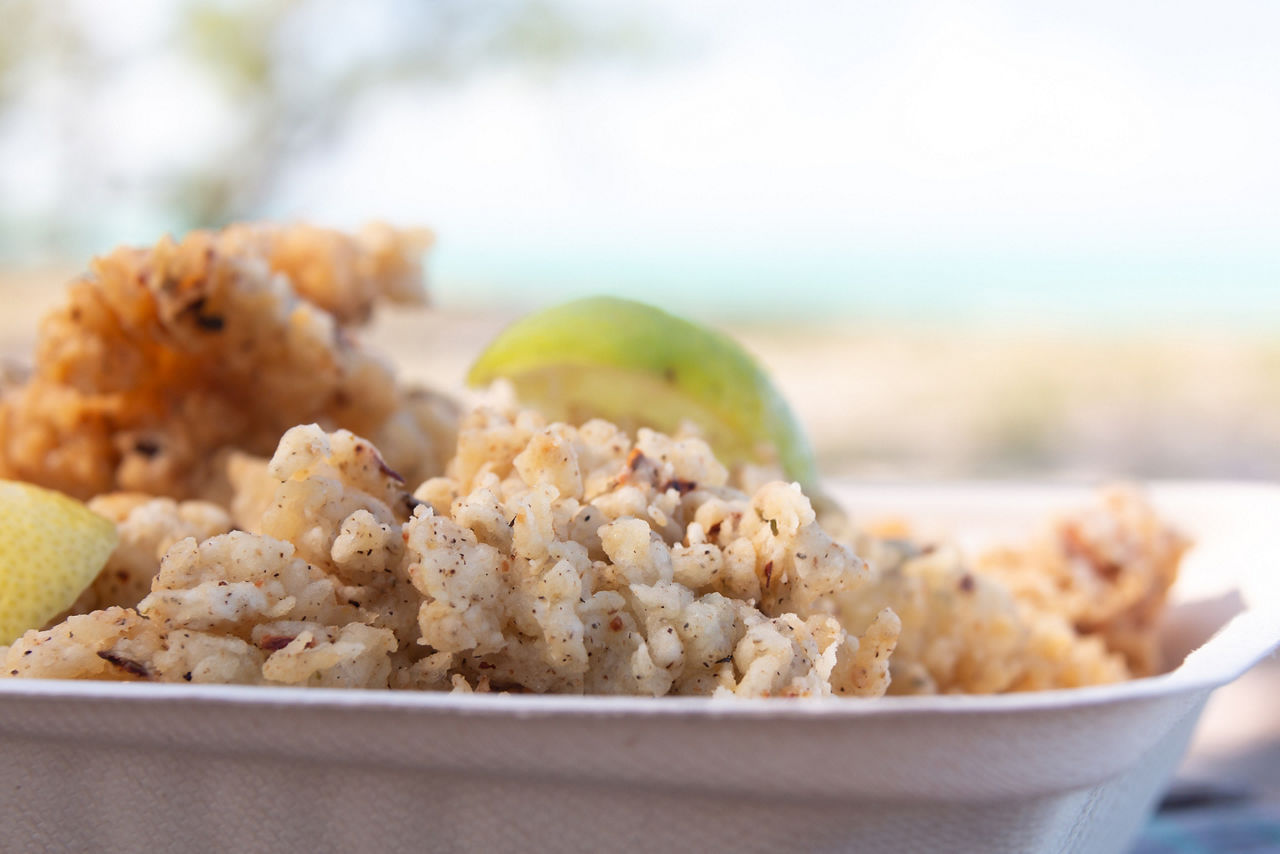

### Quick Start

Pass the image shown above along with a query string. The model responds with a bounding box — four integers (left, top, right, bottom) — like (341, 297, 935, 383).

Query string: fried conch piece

(2, 424, 422, 688)
(0, 223, 456, 501)
(842, 487, 1185, 694)
(3, 414, 900, 698)
(79, 494, 234, 611)
(216, 222, 430, 325)
(407, 407, 899, 697)
(976, 487, 1188, 677)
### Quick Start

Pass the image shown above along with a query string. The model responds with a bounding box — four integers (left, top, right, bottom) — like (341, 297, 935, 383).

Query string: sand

(4, 267, 1280, 482)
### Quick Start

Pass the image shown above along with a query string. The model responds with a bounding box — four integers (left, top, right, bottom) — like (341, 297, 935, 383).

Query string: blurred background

(2, 0, 1279, 482)
(1, 2, 1277, 841)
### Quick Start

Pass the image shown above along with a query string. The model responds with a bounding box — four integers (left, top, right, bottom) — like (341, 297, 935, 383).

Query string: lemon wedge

(0, 480, 118, 645)
(467, 296, 819, 487)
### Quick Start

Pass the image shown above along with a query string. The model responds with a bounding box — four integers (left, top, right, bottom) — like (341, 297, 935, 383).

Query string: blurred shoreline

(6, 267, 1280, 483)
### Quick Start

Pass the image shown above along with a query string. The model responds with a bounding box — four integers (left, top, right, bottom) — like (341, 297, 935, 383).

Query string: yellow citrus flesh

(0, 479, 118, 645)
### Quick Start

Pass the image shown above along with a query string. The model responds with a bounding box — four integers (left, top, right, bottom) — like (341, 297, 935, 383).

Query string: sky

(286, 2, 1279, 249)
(4, 0, 1278, 322)
(277, 0, 1280, 320)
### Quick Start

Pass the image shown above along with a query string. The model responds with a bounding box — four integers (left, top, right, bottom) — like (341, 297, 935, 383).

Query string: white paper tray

(2, 482, 1277, 854)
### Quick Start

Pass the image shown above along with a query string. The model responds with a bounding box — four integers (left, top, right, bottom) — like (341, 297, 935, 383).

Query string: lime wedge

(467, 296, 818, 487)
(0, 480, 118, 645)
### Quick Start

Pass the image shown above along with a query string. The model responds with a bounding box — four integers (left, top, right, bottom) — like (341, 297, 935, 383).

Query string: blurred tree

(0, 2, 106, 253)
(0, 0, 662, 256)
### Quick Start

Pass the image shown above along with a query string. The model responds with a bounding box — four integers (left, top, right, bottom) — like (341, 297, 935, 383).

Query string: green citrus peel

(467, 296, 819, 488)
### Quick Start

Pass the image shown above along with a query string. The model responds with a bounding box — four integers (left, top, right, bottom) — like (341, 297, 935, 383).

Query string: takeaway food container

(1, 482, 1276, 853)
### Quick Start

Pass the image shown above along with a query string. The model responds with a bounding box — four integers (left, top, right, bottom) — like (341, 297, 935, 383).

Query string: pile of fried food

(0, 225, 1187, 697)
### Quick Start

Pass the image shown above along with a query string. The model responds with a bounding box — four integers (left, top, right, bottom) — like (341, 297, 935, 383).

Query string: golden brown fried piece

(0, 223, 456, 500)
(844, 487, 1185, 694)
(82, 493, 233, 611)
(977, 486, 1188, 676)
(217, 222, 431, 324)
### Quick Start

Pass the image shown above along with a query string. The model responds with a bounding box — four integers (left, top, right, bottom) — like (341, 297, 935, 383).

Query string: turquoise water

(432, 243, 1280, 328)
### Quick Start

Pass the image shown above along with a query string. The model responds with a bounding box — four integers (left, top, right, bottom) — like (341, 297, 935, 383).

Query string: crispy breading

(976, 486, 1188, 676)
(2, 409, 1186, 697)
(82, 493, 233, 610)
(0, 223, 456, 501)
(404, 408, 897, 697)
(216, 222, 432, 324)
(2, 608, 165, 682)
(4, 414, 899, 698)
(843, 487, 1183, 694)
(2, 424, 418, 688)
(0, 220, 1192, 699)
